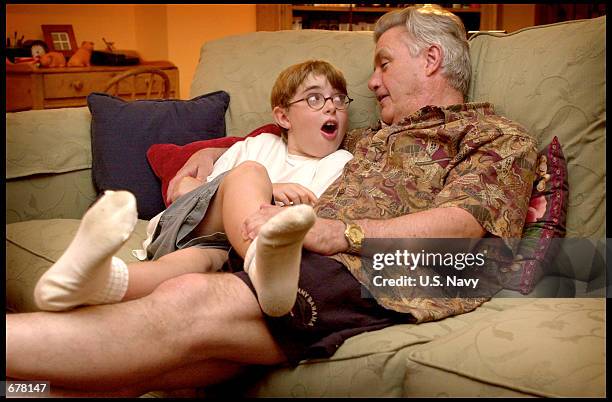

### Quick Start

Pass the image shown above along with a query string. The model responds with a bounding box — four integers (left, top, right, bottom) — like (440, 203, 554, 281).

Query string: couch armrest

(6, 107, 97, 223)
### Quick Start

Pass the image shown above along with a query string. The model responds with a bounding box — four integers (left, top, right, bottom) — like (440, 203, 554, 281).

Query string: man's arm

(304, 206, 485, 255)
(166, 147, 228, 204)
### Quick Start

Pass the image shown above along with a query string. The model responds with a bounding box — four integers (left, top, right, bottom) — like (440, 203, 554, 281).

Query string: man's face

(368, 25, 427, 125)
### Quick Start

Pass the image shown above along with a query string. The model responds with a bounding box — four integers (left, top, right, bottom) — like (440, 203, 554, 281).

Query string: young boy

(34, 60, 354, 317)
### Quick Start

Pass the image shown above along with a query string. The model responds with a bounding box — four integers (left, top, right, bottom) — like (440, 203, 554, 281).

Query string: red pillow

(147, 123, 282, 206)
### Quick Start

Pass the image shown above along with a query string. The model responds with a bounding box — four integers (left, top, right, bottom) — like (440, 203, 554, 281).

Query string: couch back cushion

(468, 16, 606, 239)
(190, 30, 379, 138)
(6, 106, 98, 223)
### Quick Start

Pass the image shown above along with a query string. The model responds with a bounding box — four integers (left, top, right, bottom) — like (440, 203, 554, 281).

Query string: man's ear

(424, 44, 443, 76)
(273, 106, 291, 131)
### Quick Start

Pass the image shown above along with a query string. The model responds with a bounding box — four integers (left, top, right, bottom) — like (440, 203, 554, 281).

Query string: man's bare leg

(44, 359, 246, 397)
(7, 273, 286, 392)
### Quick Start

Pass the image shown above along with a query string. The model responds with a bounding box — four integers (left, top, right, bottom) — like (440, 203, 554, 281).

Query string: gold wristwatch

(343, 220, 365, 254)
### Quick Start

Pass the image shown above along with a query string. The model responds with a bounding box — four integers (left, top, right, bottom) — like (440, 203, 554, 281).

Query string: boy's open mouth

(321, 121, 338, 139)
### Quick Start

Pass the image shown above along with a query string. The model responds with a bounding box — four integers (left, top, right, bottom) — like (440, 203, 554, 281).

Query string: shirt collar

(391, 102, 495, 128)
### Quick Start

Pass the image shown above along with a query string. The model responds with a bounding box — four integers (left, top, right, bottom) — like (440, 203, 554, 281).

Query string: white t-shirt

(207, 132, 353, 198)
(133, 132, 352, 260)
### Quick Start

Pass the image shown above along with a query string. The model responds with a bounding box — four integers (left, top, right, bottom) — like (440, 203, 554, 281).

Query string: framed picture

(41, 24, 77, 57)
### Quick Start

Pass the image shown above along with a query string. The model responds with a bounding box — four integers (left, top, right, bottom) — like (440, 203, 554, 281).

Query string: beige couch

(6, 16, 606, 397)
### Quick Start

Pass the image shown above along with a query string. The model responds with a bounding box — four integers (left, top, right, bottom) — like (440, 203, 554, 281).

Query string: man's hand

(243, 206, 348, 255)
(302, 218, 348, 255)
(272, 183, 318, 206)
(241, 204, 284, 240)
(167, 148, 224, 204)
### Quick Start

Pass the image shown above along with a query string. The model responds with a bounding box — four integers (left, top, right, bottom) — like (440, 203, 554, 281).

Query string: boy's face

(278, 74, 349, 158)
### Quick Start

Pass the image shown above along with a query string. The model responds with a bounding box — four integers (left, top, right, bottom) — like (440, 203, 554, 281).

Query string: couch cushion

(6, 218, 149, 313)
(6, 169, 97, 224)
(88, 91, 230, 220)
(408, 298, 605, 397)
(468, 16, 606, 239)
(6, 107, 92, 179)
(231, 298, 532, 397)
(191, 30, 379, 138)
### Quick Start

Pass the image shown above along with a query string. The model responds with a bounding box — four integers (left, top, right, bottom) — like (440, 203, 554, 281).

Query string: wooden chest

(6, 61, 179, 112)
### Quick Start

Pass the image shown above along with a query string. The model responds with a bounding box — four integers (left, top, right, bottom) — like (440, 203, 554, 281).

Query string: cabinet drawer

(43, 72, 117, 99)
(43, 69, 178, 99)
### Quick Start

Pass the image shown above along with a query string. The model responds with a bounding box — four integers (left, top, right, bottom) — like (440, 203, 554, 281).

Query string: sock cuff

(243, 239, 258, 273)
(87, 257, 129, 305)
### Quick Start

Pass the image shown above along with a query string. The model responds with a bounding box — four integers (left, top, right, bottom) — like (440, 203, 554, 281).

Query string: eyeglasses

(288, 93, 354, 111)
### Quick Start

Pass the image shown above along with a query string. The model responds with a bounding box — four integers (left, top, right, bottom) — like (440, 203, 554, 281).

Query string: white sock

(245, 204, 315, 317)
(34, 190, 137, 311)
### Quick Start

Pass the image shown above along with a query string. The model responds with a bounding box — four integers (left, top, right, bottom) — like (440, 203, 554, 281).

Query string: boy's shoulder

(228, 131, 283, 150)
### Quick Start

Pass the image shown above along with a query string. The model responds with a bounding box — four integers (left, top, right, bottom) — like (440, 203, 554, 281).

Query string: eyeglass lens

(307, 93, 350, 110)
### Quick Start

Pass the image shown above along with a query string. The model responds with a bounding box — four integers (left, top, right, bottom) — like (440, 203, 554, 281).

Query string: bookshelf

(256, 4, 501, 32)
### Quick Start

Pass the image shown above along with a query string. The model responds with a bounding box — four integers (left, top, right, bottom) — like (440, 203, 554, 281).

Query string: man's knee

(152, 273, 213, 308)
(149, 273, 252, 321)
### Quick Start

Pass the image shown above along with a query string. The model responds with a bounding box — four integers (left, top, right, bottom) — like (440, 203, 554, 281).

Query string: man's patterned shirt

(314, 102, 538, 323)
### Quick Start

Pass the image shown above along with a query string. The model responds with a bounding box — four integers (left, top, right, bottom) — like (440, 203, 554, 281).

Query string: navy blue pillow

(88, 91, 229, 219)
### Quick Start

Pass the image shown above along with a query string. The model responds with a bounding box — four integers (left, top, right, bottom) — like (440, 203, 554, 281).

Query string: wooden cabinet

(6, 61, 179, 112)
(257, 4, 501, 32)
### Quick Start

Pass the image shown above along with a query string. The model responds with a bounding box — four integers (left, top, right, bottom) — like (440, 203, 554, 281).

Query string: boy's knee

(231, 160, 267, 177)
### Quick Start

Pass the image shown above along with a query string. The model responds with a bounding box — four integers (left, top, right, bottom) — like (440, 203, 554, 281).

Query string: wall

(166, 5, 256, 98)
(6, 4, 256, 99)
(7, 4, 539, 97)
(6, 4, 139, 52)
(500, 4, 537, 33)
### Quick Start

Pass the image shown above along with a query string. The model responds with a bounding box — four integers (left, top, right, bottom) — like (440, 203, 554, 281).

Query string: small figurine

(68, 41, 94, 67)
(39, 51, 66, 68)
(102, 37, 116, 52)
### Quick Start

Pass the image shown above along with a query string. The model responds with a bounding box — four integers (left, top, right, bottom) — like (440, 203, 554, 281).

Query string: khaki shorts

(147, 172, 231, 261)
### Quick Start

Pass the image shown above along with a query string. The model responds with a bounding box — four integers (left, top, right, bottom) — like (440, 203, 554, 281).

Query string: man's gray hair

(374, 5, 471, 98)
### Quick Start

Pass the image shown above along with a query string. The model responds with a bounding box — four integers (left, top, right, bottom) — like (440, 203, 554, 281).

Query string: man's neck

(422, 80, 464, 108)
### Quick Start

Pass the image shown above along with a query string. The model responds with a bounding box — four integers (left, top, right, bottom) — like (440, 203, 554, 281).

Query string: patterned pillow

(498, 136, 569, 294)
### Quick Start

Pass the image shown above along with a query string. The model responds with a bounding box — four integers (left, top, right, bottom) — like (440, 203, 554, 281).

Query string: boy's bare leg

(195, 161, 274, 257)
(196, 161, 316, 317)
(34, 190, 137, 311)
(7, 273, 286, 392)
(122, 247, 227, 301)
(33, 190, 228, 309)
(244, 205, 315, 317)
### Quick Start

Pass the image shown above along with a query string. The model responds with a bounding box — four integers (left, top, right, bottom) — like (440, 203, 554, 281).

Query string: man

(6, 5, 536, 395)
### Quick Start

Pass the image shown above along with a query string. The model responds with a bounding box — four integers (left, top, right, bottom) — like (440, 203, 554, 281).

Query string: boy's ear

(273, 106, 291, 131)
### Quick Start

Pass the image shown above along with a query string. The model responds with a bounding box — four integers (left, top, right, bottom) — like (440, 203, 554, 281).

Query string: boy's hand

(172, 176, 204, 202)
(272, 183, 318, 206)
(167, 148, 226, 204)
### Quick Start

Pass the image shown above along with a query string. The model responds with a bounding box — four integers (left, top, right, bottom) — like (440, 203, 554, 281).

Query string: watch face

(347, 224, 364, 245)
(31, 44, 46, 57)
